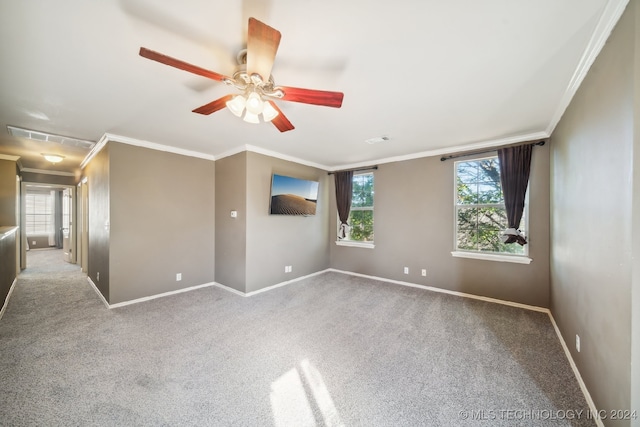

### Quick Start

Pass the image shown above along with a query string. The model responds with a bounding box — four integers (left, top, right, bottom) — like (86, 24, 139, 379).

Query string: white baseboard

(87, 276, 110, 309)
(246, 269, 330, 297)
(328, 268, 601, 426)
(81, 265, 600, 424)
(213, 269, 331, 297)
(328, 268, 549, 313)
(86, 269, 331, 308)
(0, 278, 18, 321)
(86, 276, 217, 309)
(211, 282, 246, 297)
(547, 313, 603, 427)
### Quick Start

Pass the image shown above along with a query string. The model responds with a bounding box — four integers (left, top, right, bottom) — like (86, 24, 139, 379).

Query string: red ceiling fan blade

(278, 86, 344, 108)
(246, 18, 281, 82)
(267, 102, 295, 132)
(139, 47, 228, 82)
(192, 95, 234, 115)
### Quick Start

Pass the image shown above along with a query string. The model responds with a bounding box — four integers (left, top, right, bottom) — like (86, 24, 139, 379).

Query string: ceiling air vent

(7, 125, 96, 149)
(365, 136, 391, 145)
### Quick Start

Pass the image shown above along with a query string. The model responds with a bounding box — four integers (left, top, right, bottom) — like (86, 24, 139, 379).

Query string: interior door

(62, 188, 72, 263)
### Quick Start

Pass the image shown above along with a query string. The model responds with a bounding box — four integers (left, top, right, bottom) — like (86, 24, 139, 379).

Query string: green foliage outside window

(456, 158, 525, 255)
(346, 173, 374, 242)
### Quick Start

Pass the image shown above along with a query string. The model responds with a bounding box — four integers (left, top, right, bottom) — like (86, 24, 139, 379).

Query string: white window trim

(337, 172, 375, 247)
(451, 251, 532, 264)
(453, 155, 531, 260)
(335, 240, 375, 249)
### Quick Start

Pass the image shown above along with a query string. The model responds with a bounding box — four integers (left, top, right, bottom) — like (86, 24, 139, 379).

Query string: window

(339, 172, 374, 244)
(455, 156, 527, 256)
(25, 192, 54, 236)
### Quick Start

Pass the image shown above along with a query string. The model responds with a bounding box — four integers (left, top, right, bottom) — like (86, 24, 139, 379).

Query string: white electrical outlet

(403, 267, 409, 274)
(576, 334, 581, 352)
(285, 266, 293, 273)
(230, 210, 237, 218)
(176, 273, 182, 281)
(421, 269, 427, 277)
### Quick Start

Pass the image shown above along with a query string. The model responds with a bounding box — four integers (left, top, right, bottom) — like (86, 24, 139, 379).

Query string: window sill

(335, 240, 375, 249)
(451, 251, 532, 264)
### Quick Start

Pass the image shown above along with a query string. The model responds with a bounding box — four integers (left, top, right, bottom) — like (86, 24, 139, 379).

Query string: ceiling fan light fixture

(243, 111, 260, 124)
(138, 18, 343, 134)
(42, 153, 65, 164)
(245, 92, 264, 115)
(226, 95, 246, 117)
(262, 102, 279, 122)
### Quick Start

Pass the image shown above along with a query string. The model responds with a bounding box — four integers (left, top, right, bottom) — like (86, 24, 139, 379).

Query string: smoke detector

(365, 136, 391, 144)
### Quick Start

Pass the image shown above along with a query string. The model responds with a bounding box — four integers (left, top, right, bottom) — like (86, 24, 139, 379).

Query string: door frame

(20, 182, 78, 269)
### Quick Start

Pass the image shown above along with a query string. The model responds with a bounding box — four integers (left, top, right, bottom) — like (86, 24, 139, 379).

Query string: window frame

(452, 155, 531, 264)
(335, 171, 375, 249)
(25, 192, 55, 236)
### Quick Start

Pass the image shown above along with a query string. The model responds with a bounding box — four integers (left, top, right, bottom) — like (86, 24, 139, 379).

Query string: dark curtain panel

(498, 144, 533, 245)
(334, 171, 353, 238)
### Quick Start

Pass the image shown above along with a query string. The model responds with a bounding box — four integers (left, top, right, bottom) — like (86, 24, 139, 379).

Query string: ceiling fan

(139, 17, 344, 132)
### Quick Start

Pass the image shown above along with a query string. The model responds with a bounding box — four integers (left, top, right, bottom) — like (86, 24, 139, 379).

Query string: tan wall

(108, 142, 215, 304)
(329, 145, 550, 308)
(215, 152, 247, 292)
(245, 152, 330, 293)
(550, 1, 637, 423)
(26, 235, 51, 249)
(0, 159, 18, 226)
(84, 145, 110, 300)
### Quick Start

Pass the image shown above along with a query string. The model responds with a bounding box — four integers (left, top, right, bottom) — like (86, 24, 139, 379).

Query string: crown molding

(81, 133, 217, 169)
(545, 0, 630, 135)
(213, 145, 249, 161)
(80, 133, 109, 170)
(84, 129, 550, 173)
(214, 144, 331, 170)
(245, 145, 330, 170)
(214, 130, 549, 172)
(21, 168, 75, 177)
(104, 133, 216, 160)
(325, 131, 549, 171)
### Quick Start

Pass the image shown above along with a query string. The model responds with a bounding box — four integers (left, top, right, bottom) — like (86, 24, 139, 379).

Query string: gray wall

(329, 146, 550, 308)
(108, 142, 215, 304)
(0, 159, 18, 226)
(0, 159, 18, 311)
(0, 228, 17, 311)
(550, 1, 637, 424)
(85, 145, 110, 300)
(215, 152, 247, 292)
(215, 151, 329, 293)
(245, 152, 330, 293)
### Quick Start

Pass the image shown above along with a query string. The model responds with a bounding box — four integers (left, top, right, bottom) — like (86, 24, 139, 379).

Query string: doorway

(21, 182, 78, 270)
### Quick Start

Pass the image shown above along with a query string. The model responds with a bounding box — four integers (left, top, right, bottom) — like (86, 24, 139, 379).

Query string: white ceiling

(0, 0, 630, 175)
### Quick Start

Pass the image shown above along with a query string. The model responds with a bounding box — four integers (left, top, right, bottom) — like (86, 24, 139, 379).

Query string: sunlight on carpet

(271, 359, 344, 427)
